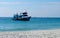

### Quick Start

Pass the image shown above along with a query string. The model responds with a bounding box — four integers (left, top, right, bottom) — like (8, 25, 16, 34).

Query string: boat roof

(23, 12, 27, 14)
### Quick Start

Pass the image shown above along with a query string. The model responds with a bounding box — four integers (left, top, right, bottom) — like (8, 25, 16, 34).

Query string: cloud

(0, 2, 30, 5)
(48, 2, 60, 5)
(37, 2, 60, 5)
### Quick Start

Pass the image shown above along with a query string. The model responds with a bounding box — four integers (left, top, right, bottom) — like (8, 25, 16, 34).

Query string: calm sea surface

(0, 17, 60, 31)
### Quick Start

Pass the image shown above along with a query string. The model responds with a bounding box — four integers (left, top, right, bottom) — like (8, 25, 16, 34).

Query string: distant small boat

(13, 12, 31, 21)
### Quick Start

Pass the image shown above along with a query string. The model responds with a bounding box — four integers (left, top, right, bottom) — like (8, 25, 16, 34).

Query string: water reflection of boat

(13, 12, 31, 21)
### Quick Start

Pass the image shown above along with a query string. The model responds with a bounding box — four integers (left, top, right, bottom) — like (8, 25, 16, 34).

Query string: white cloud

(0, 2, 30, 5)
(37, 2, 60, 5)
(48, 2, 60, 5)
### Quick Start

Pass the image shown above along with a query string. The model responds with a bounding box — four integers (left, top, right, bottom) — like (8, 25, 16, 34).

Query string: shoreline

(0, 29, 60, 38)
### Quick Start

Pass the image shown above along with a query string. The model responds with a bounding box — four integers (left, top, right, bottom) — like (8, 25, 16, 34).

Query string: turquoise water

(0, 17, 60, 31)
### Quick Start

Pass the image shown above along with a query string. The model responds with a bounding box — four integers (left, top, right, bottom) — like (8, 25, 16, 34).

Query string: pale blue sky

(0, 0, 60, 17)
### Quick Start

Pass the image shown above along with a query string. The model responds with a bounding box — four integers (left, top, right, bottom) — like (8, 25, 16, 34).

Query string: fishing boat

(13, 12, 31, 21)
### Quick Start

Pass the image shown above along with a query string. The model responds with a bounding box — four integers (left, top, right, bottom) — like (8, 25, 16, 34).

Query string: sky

(0, 0, 60, 17)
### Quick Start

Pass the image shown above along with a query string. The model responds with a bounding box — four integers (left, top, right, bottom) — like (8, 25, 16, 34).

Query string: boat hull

(13, 17, 31, 21)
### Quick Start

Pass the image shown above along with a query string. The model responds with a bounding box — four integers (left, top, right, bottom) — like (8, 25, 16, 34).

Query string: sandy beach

(0, 29, 60, 38)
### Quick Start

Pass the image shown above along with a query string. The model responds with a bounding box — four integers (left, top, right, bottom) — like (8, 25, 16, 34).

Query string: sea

(0, 17, 60, 31)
